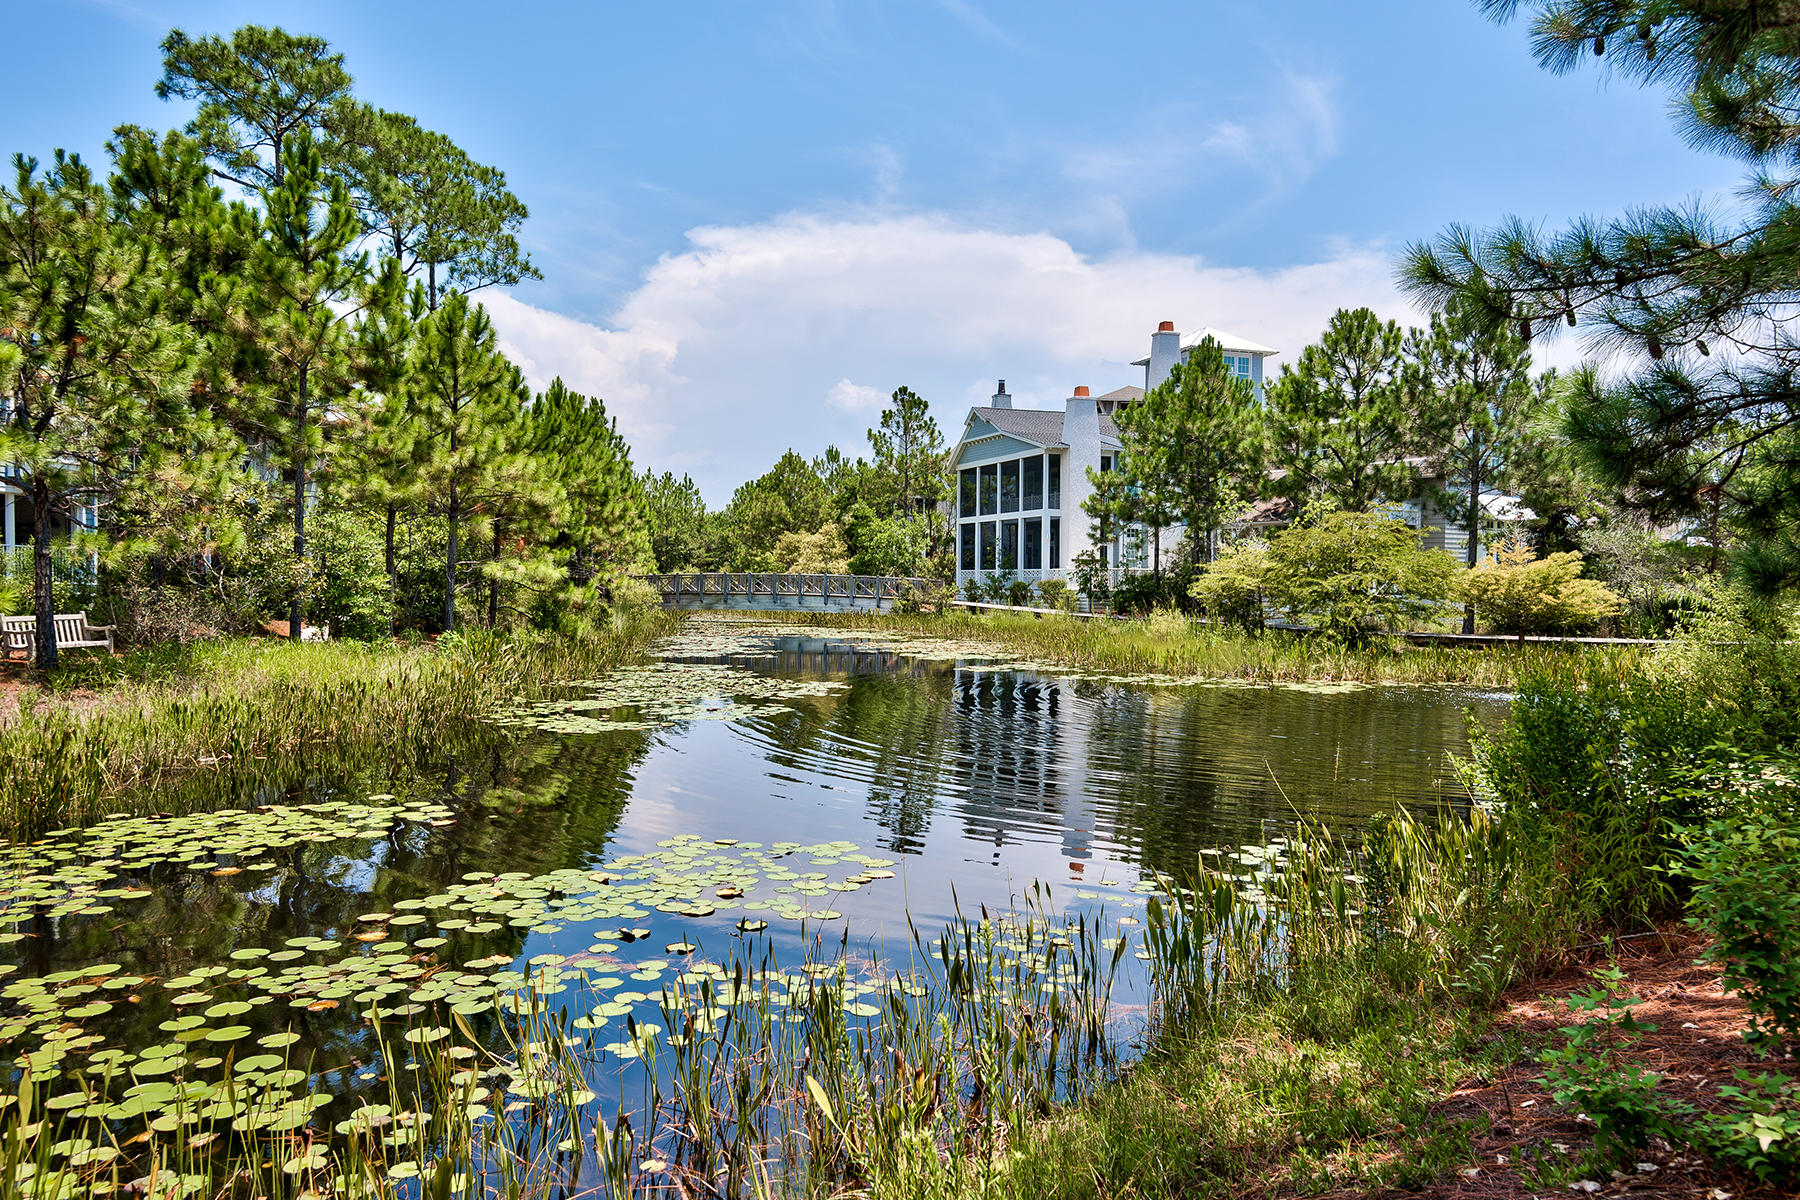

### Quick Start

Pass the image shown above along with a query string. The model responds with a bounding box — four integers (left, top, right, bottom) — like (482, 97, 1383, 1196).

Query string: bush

(1460, 541, 1624, 635)
(1262, 509, 1460, 644)
(1700, 1071, 1800, 1184)
(1035, 578, 1074, 612)
(1537, 964, 1688, 1160)
(1469, 673, 1732, 927)
(962, 577, 983, 603)
(1111, 567, 1198, 615)
(1685, 783, 1800, 1048)
(306, 506, 394, 640)
(979, 571, 1014, 603)
(1188, 540, 1270, 633)
(1006, 578, 1034, 607)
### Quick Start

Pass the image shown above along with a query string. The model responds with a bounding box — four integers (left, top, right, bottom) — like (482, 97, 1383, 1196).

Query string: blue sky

(7, 1, 1739, 502)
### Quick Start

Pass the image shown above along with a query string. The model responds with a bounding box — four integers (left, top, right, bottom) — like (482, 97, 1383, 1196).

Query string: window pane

(960, 468, 976, 518)
(979, 464, 997, 515)
(1048, 455, 1061, 509)
(960, 523, 975, 571)
(1023, 455, 1042, 510)
(1049, 518, 1060, 569)
(1000, 459, 1020, 513)
(1024, 518, 1041, 570)
(980, 521, 997, 570)
(1000, 520, 1018, 570)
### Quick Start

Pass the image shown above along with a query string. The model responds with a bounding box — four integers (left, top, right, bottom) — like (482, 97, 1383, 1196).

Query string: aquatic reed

(768, 609, 1645, 687)
(2, 805, 1561, 1199)
(0, 611, 681, 839)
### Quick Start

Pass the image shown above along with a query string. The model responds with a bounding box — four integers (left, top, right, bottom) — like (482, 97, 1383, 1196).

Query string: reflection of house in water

(949, 668, 1097, 864)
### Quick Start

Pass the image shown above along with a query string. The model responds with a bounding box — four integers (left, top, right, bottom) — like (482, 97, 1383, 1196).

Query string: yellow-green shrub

(1460, 541, 1624, 635)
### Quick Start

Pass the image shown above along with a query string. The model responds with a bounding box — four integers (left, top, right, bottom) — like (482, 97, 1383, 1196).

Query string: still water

(0, 618, 1507, 1128)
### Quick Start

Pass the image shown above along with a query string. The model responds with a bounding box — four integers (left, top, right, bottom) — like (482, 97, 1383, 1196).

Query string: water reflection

(4, 626, 1505, 1103)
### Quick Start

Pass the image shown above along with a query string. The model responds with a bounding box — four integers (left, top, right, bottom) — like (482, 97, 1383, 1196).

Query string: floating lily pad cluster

(492, 662, 850, 733)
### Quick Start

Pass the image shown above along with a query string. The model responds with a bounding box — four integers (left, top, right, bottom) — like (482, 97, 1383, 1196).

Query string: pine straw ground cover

(1311, 932, 1788, 1200)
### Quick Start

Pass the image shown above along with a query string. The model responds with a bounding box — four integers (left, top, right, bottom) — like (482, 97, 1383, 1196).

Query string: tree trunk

(1152, 525, 1161, 577)
(444, 506, 459, 634)
(488, 518, 503, 628)
(290, 374, 308, 642)
(384, 501, 398, 637)
(32, 480, 55, 670)
(1463, 444, 1480, 636)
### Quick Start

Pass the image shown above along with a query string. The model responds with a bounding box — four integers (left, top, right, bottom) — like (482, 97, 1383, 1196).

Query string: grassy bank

(759, 608, 1645, 686)
(0, 609, 681, 838)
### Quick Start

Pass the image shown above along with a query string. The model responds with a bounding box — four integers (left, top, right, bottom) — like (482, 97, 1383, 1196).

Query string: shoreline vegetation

(757, 607, 1645, 687)
(8, 608, 1798, 1198)
(0, 608, 681, 839)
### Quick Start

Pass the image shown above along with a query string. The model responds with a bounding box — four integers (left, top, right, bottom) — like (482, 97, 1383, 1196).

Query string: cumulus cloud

(485, 212, 1417, 504)
(826, 379, 889, 413)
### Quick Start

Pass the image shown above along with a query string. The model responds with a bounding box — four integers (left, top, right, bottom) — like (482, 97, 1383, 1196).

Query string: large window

(979, 464, 997, 515)
(959, 468, 976, 519)
(979, 521, 996, 570)
(1023, 455, 1043, 510)
(1049, 518, 1060, 569)
(1000, 459, 1019, 513)
(1000, 521, 1018, 570)
(1047, 454, 1061, 509)
(1023, 518, 1042, 570)
(959, 523, 975, 571)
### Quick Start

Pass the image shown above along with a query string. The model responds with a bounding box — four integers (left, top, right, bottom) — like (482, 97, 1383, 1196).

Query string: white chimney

(1146, 320, 1181, 391)
(991, 378, 1011, 409)
(1062, 386, 1100, 570)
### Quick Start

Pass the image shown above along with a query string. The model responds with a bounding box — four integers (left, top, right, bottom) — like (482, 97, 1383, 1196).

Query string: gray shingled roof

(970, 407, 1066, 446)
(1097, 385, 1144, 402)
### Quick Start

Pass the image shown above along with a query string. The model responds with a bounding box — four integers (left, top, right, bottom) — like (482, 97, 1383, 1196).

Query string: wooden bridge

(639, 572, 940, 613)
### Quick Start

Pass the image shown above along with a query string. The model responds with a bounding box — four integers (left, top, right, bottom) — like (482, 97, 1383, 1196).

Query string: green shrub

(1537, 964, 1689, 1159)
(1460, 541, 1624, 635)
(979, 571, 1014, 603)
(1469, 673, 1731, 927)
(1035, 578, 1074, 613)
(1006, 578, 1034, 607)
(1685, 784, 1800, 1048)
(1700, 1071, 1800, 1184)
(1188, 540, 1270, 633)
(1261, 509, 1460, 644)
(962, 577, 983, 603)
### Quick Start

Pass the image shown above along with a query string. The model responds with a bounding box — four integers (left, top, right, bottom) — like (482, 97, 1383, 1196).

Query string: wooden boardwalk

(639, 572, 940, 613)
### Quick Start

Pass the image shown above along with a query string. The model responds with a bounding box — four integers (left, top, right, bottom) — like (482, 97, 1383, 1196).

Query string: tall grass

(764, 609, 1644, 686)
(0, 611, 681, 839)
(1, 804, 1569, 1199)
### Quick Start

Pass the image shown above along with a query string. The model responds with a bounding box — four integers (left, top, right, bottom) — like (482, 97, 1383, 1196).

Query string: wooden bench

(1, 612, 115, 661)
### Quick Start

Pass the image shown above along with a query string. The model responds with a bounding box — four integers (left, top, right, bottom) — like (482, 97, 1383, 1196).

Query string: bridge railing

(638, 572, 942, 607)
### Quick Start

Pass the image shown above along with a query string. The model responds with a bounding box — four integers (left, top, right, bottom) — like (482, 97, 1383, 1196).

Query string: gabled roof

(1130, 326, 1278, 366)
(965, 406, 1066, 447)
(1096, 385, 1145, 402)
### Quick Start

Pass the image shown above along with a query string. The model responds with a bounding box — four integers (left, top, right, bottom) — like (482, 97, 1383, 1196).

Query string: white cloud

(826, 379, 889, 413)
(485, 211, 1415, 505)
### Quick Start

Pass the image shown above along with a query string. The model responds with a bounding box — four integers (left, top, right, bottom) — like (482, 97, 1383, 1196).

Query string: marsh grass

(2, 805, 1572, 1199)
(767, 609, 1645, 686)
(0, 611, 682, 839)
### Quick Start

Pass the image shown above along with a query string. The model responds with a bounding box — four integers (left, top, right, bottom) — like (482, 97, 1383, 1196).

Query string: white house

(949, 320, 1278, 591)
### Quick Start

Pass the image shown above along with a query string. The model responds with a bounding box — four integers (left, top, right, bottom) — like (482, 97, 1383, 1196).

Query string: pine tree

(1407, 295, 1536, 631)
(0, 152, 203, 666)
(521, 378, 650, 611)
(868, 386, 947, 518)
(1405, 1, 1800, 590)
(243, 129, 368, 639)
(1100, 338, 1267, 568)
(342, 259, 426, 634)
(336, 107, 539, 308)
(156, 25, 354, 191)
(1268, 308, 1420, 514)
(406, 292, 537, 631)
(641, 470, 709, 572)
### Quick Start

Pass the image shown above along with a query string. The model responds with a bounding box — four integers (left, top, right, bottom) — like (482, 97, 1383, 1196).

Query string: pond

(0, 618, 1508, 1178)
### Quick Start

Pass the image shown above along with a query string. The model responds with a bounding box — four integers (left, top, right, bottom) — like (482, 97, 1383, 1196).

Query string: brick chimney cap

(1073, 385, 1090, 397)
(1157, 320, 1176, 332)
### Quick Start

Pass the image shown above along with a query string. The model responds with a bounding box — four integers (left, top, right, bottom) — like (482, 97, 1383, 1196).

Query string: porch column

(3, 492, 13, 550)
